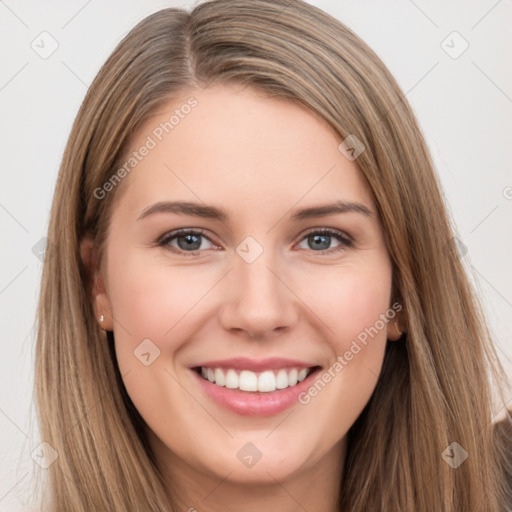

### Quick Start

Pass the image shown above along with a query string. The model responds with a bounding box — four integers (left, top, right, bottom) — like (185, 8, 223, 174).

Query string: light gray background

(1, 1, 511, 509)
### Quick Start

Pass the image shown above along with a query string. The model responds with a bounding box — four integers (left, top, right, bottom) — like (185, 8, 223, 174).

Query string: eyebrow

(136, 200, 373, 222)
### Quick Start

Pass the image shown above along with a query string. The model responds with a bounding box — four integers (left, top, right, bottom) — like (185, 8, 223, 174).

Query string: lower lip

(191, 367, 321, 416)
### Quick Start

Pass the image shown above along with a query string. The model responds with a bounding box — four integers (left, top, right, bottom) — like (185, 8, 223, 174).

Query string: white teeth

(198, 366, 313, 392)
(288, 368, 298, 386)
(214, 368, 225, 386)
(257, 370, 276, 392)
(276, 369, 289, 389)
(239, 370, 258, 391)
(225, 369, 238, 389)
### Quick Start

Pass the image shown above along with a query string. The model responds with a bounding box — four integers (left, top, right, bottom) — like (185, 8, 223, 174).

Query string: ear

(80, 235, 113, 331)
(386, 319, 403, 341)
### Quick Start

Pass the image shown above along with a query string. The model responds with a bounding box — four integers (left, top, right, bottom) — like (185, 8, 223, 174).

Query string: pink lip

(191, 357, 314, 372)
(190, 366, 322, 417)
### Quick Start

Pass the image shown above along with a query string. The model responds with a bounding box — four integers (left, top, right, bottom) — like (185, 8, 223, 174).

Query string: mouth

(189, 356, 323, 416)
(192, 365, 322, 394)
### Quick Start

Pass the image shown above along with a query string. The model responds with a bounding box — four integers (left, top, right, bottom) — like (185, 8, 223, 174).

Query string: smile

(195, 366, 316, 393)
(189, 357, 322, 416)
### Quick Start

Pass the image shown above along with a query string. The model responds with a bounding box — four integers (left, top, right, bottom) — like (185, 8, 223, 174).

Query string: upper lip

(191, 357, 318, 372)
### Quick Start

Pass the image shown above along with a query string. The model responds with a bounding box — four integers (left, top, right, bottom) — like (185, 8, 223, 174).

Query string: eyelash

(157, 227, 353, 256)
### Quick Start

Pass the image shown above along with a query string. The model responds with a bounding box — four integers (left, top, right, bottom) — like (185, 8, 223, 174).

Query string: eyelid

(300, 226, 352, 244)
(157, 226, 353, 255)
(157, 228, 218, 249)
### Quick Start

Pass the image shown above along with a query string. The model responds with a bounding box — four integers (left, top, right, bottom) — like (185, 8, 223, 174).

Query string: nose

(218, 249, 299, 340)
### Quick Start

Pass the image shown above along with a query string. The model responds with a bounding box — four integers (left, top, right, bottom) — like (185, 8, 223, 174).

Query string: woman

(34, 0, 512, 510)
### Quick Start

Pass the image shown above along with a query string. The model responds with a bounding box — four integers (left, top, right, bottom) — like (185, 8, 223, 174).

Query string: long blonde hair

(34, 0, 512, 510)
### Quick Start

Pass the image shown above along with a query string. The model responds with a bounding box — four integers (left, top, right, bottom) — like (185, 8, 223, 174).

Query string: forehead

(111, 84, 374, 219)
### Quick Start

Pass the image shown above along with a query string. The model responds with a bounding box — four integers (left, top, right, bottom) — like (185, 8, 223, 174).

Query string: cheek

(293, 262, 392, 430)
(106, 251, 217, 345)
(105, 252, 214, 432)
(298, 261, 393, 349)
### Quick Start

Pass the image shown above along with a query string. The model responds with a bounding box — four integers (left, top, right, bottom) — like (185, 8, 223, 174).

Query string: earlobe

(95, 292, 114, 331)
(387, 319, 404, 342)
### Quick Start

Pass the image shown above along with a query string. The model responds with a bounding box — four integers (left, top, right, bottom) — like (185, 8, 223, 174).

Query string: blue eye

(158, 229, 215, 253)
(158, 228, 352, 256)
(297, 228, 352, 253)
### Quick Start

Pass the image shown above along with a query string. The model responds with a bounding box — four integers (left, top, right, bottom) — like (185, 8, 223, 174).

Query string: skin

(81, 83, 401, 512)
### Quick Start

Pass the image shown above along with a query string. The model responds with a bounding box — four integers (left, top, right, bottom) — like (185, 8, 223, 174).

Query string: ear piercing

(99, 315, 104, 323)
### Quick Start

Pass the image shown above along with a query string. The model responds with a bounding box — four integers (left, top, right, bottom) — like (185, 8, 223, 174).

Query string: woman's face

(89, 83, 396, 489)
